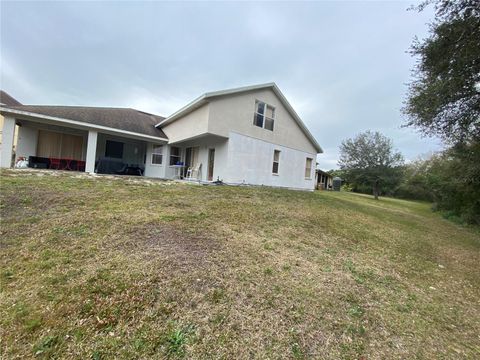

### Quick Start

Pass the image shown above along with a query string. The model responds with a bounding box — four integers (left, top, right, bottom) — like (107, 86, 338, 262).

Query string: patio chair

(49, 158, 61, 170)
(186, 163, 202, 180)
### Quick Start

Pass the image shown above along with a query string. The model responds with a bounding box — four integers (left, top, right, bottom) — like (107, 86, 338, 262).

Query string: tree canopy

(338, 131, 404, 199)
(403, 0, 480, 144)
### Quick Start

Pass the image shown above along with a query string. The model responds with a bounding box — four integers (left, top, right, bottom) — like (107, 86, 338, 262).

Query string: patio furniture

(49, 158, 61, 170)
(172, 164, 185, 179)
(186, 163, 202, 180)
(96, 157, 125, 174)
(76, 160, 86, 172)
(28, 156, 50, 169)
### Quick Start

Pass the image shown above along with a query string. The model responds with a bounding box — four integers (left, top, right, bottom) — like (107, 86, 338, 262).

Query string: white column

(0, 116, 16, 168)
(85, 130, 98, 173)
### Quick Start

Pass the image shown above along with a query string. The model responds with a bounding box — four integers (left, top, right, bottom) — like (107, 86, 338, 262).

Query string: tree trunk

(373, 179, 379, 200)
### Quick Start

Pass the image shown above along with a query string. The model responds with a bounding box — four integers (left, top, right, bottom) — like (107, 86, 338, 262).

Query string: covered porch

(0, 110, 168, 177)
(164, 133, 228, 182)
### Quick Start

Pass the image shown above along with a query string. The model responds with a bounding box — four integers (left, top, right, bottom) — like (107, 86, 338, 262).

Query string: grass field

(1, 170, 479, 359)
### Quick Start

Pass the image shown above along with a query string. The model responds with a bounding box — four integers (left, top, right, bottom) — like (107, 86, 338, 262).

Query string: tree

(338, 131, 404, 199)
(403, 0, 480, 223)
(403, 0, 480, 144)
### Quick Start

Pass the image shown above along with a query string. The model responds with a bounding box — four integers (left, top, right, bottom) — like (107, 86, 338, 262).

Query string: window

(272, 150, 280, 174)
(105, 140, 123, 159)
(253, 101, 275, 131)
(151, 145, 163, 165)
(305, 158, 313, 179)
(169, 146, 181, 165)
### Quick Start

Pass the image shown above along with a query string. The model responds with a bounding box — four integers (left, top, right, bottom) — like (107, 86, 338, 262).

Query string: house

(0, 90, 22, 154)
(316, 169, 333, 190)
(0, 83, 323, 190)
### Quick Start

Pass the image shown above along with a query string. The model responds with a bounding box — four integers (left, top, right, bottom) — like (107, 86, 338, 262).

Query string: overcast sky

(0, 1, 443, 169)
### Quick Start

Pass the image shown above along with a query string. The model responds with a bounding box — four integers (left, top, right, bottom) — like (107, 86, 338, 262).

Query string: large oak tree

(338, 131, 404, 200)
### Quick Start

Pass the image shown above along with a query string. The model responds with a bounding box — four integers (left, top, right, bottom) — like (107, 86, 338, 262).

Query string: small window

(151, 145, 163, 165)
(253, 100, 275, 131)
(305, 158, 313, 179)
(105, 140, 123, 159)
(272, 150, 280, 174)
(169, 146, 181, 165)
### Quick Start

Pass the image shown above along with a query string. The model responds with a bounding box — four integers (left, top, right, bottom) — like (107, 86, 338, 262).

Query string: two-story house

(0, 83, 322, 190)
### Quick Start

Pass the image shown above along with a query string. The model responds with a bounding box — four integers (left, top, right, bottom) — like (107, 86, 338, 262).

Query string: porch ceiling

(168, 132, 228, 146)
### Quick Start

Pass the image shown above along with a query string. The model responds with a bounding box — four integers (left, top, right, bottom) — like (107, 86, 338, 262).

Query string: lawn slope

(1, 170, 479, 359)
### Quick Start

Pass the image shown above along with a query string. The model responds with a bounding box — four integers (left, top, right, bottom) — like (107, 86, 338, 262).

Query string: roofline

(155, 83, 323, 153)
(0, 107, 169, 143)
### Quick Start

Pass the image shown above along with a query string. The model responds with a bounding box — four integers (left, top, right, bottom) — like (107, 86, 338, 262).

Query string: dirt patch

(113, 223, 224, 271)
(0, 188, 67, 219)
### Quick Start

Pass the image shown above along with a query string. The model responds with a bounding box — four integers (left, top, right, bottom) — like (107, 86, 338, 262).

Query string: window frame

(151, 145, 163, 165)
(305, 157, 313, 179)
(253, 100, 275, 131)
(272, 149, 280, 175)
(169, 146, 181, 166)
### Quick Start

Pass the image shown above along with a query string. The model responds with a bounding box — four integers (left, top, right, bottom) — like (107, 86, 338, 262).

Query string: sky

(0, 0, 443, 169)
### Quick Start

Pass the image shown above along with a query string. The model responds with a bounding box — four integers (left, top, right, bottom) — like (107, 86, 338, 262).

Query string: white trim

(0, 107, 169, 143)
(151, 144, 164, 166)
(155, 83, 323, 153)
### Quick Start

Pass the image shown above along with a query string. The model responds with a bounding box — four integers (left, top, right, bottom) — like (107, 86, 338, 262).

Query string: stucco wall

(161, 104, 210, 144)
(222, 132, 316, 190)
(15, 126, 38, 161)
(171, 137, 229, 182)
(144, 142, 166, 178)
(207, 89, 318, 154)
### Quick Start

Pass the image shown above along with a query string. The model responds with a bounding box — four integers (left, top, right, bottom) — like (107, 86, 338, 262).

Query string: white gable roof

(156, 83, 323, 153)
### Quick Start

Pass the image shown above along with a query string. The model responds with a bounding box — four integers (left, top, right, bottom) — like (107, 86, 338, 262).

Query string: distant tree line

(333, 0, 480, 224)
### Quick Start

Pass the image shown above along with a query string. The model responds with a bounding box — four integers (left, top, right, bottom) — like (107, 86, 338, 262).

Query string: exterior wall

(207, 89, 318, 154)
(15, 126, 38, 161)
(0, 116, 16, 168)
(0, 115, 19, 161)
(144, 142, 166, 178)
(169, 137, 228, 182)
(161, 104, 210, 144)
(222, 132, 316, 190)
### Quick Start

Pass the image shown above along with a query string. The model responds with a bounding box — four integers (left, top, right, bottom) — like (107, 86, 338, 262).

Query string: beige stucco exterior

(207, 88, 318, 154)
(161, 104, 210, 144)
(0, 114, 18, 149)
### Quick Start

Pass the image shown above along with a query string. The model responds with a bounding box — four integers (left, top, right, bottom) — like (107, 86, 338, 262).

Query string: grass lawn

(1, 170, 479, 359)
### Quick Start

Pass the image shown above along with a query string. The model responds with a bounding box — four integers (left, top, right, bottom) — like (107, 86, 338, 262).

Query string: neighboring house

(0, 90, 22, 155)
(316, 169, 333, 190)
(0, 83, 323, 190)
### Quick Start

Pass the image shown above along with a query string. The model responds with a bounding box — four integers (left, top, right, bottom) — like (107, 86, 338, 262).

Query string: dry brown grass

(1, 169, 479, 359)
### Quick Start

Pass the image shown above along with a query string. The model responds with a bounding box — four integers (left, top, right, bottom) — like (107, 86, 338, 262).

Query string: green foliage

(394, 160, 434, 202)
(404, 0, 480, 144)
(338, 131, 404, 198)
(427, 142, 480, 224)
(164, 324, 195, 358)
(402, 0, 480, 223)
(395, 143, 480, 224)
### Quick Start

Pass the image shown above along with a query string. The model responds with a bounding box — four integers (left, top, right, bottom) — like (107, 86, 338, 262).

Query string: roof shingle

(0, 90, 22, 106)
(6, 105, 167, 139)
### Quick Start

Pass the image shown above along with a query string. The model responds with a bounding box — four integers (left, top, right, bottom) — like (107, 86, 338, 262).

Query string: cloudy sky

(1, 1, 443, 169)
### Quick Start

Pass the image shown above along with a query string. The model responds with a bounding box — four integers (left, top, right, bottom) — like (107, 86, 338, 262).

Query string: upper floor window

(253, 101, 275, 131)
(151, 145, 163, 165)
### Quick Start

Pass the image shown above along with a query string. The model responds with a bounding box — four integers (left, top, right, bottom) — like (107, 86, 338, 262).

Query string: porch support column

(85, 130, 98, 173)
(0, 116, 16, 168)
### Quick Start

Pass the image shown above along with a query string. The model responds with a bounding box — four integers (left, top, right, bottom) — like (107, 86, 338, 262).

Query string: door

(208, 148, 215, 181)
